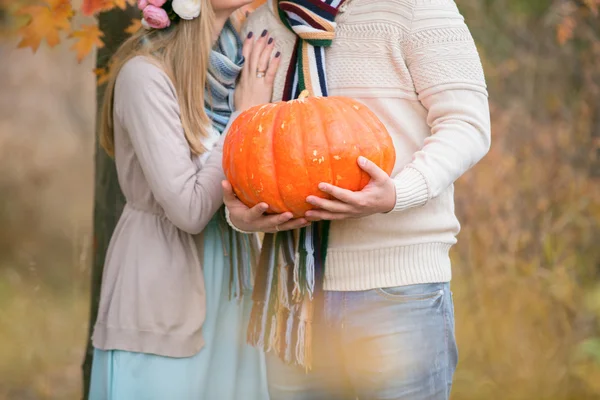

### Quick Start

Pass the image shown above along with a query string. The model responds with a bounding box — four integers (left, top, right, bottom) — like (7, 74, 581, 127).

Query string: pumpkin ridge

(225, 117, 249, 202)
(304, 97, 334, 202)
(319, 97, 340, 193)
(340, 97, 395, 175)
(274, 101, 310, 216)
(269, 103, 291, 214)
(330, 98, 363, 190)
(337, 97, 385, 187)
(241, 106, 268, 207)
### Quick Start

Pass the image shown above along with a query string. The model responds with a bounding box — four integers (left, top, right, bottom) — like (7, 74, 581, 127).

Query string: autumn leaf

(125, 18, 142, 35)
(81, 0, 108, 15)
(70, 24, 104, 62)
(94, 67, 111, 85)
(17, 0, 73, 52)
(111, 0, 136, 10)
(82, 0, 133, 15)
(557, 16, 575, 45)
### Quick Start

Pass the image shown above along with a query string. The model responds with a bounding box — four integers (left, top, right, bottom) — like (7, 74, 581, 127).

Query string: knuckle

(357, 198, 368, 208)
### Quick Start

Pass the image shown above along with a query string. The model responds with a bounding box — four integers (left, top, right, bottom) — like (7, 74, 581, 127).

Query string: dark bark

(81, 6, 136, 399)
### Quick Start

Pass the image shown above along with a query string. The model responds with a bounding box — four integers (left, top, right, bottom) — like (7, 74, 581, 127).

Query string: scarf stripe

(282, 0, 337, 17)
(284, 8, 335, 33)
(247, 0, 346, 370)
(314, 46, 328, 96)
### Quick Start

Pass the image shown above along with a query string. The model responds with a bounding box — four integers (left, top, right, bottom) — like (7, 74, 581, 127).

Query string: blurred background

(0, 0, 599, 399)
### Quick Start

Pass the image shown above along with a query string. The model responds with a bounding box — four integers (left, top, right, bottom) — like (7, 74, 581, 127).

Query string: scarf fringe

(292, 252, 301, 301)
(304, 226, 315, 299)
(247, 300, 266, 349)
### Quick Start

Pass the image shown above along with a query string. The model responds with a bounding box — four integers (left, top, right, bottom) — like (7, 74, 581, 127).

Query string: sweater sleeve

(114, 58, 239, 234)
(391, 0, 491, 212)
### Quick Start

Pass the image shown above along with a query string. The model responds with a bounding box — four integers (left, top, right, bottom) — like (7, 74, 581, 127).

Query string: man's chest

(263, 16, 415, 101)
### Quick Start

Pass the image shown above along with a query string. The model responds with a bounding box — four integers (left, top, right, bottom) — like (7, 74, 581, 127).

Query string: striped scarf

(247, 0, 346, 369)
(206, 19, 244, 133)
(205, 20, 260, 298)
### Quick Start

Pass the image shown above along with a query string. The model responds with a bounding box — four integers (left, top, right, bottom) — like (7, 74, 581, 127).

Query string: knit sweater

(243, 0, 491, 291)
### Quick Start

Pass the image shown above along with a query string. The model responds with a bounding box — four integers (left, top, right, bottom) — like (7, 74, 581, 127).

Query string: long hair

(100, 0, 216, 157)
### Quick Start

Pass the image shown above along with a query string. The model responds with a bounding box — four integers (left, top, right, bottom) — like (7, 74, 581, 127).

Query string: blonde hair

(100, 0, 216, 157)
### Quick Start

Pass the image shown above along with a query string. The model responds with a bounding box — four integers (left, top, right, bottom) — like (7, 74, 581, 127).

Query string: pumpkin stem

(298, 90, 311, 100)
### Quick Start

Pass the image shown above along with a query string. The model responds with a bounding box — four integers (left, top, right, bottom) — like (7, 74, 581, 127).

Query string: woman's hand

(222, 181, 310, 233)
(304, 156, 397, 220)
(234, 30, 281, 112)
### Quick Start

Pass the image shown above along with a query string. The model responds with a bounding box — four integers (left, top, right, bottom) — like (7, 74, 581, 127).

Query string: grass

(0, 271, 89, 400)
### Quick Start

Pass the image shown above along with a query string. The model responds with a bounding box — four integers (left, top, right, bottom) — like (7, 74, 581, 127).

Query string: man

(224, 0, 491, 398)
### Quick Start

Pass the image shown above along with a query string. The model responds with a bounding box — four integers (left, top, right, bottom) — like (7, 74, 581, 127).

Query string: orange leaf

(556, 16, 575, 45)
(125, 18, 142, 35)
(82, 0, 108, 15)
(94, 67, 110, 85)
(70, 24, 104, 62)
(111, 0, 132, 10)
(17, 0, 73, 52)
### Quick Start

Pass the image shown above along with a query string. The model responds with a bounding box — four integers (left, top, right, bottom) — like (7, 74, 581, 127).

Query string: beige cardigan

(92, 56, 239, 357)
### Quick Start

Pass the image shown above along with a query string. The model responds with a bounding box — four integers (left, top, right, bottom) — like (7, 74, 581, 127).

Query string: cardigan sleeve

(391, 0, 491, 212)
(114, 58, 239, 234)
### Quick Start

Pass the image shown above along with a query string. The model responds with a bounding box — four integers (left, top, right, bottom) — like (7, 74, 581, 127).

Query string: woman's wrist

(225, 206, 253, 234)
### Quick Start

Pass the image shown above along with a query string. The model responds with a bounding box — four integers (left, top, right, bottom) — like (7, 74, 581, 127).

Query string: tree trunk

(81, 6, 136, 399)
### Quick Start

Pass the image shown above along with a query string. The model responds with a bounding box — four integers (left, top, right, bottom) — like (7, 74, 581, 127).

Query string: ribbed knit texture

(325, 243, 452, 291)
(243, 0, 492, 292)
(393, 167, 430, 212)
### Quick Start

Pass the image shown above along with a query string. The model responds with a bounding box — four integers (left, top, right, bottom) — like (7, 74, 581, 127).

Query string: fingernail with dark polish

(261, 29, 268, 37)
(268, 37, 273, 44)
(247, 31, 253, 39)
(275, 51, 281, 58)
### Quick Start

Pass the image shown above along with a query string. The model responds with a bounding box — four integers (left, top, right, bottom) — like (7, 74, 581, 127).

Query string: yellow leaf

(125, 18, 142, 35)
(111, 0, 128, 9)
(82, 0, 110, 15)
(16, 0, 73, 52)
(94, 67, 110, 85)
(69, 24, 104, 62)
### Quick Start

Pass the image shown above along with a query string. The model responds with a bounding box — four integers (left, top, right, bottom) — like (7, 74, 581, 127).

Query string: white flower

(172, 0, 201, 20)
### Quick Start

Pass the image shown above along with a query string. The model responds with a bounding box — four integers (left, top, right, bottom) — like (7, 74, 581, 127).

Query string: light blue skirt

(89, 218, 269, 400)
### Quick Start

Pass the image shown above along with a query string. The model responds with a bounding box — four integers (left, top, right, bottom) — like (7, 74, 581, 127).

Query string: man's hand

(304, 156, 396, 221)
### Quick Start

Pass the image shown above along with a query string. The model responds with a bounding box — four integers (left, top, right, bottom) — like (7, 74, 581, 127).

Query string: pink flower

(143, 5, 171, 29)
(137, 0, 148, 9)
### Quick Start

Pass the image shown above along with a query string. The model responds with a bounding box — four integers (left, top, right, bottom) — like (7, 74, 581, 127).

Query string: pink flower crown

(138, 0, 201, 30)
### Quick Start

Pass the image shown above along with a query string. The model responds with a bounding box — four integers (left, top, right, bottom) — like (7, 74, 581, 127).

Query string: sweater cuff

(225, 207, 252, 234)
(392, 167, 430, 212)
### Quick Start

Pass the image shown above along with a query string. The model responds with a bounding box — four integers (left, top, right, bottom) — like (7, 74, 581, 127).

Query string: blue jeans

(266, 283, 457, 400)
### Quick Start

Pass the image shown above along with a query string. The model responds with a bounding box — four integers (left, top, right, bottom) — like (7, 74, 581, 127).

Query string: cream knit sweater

(243, 0, 491, 291)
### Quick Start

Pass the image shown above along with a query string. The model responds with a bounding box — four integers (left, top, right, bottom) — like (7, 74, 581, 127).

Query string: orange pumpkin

(222, 91, 396, 217)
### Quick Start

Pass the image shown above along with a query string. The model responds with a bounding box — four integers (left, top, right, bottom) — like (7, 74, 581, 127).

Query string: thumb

(222, 180, 237, 204)
(358, 156, 388, 183)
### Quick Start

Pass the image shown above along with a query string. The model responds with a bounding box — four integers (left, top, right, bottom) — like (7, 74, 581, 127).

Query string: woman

(89, 0, 303, 398)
